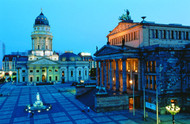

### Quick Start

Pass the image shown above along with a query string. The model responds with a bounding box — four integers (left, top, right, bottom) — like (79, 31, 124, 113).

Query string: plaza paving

(0, 83, 188, 124)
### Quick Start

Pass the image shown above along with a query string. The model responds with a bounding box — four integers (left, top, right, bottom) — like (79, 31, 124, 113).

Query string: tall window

(49, 76, 51, 81)
(37, 77, 39, 81)
(163, 30, 166, 39)
(23, 77, 25, 82)
(71, 71, 73, 77)
(85, 70, 87, 76)
(155, 30, 158, 38)
(171, 31, 174, 39)
(186, 32, 189, 40)
(38, 45, 40, 49)
(79, 71, 81, 76)
(55, 76, 58, 81)
(30, 77, 33, 82)
(179, 31, 181, 39)
(62, 71, 64, 76)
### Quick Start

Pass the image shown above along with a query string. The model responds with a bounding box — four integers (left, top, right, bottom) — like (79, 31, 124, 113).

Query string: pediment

(29, 58, 59, 65)
(107, 22, 137, 36)
(94, 45, 122, 56)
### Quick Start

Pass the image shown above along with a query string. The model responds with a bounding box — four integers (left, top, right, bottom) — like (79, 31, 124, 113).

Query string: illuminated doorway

(42, 75, 46, 82)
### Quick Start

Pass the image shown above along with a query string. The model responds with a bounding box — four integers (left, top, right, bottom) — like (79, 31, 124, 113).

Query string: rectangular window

(36, 70, 39, 73)
(30, 70, 33, 73)
(150, 76, 153, 89)
(85, 70, 87, 76)
(55, 69, 58, 72)
(22, 70, 25, 73)
(71, 71, 73, 77)
(37, 77, 39, 81)
(150, 61, 153, 72)
(146, 61, 149, 72)
(186, 32, 189, 40)
(163, 30, 166, 39)
(154, 76, 156, 90)
(42, 70, 45, 72)
(146, 75, 148, 89)
(179, 31, 181, 39)
(49, 76, 51, 81)
(155, 30, 158, 38)
(55, 76, 58, 81)
(79, 71, 81, 76)
(49, 69, 52, 72)
(23, 77, 25, 82)
(30, 77, 33, 82)
(171, 31, 174, 39)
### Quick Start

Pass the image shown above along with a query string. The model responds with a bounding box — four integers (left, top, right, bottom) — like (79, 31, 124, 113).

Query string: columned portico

(115, 59, 119, 91)
(122, 58, 127, 93)
(96, 57, 139, 93)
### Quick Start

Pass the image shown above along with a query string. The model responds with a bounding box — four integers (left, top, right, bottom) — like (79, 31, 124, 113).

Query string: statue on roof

(119, 9, 132, 22)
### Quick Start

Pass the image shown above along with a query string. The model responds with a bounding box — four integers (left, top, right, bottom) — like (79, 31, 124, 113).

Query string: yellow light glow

(129, 80, 133, 84)
(9, 71, 12, 76)
(113, 77, 115, 81)
(135, 70, 138, 72)
(128, 70, 130, 72)
(38, 110, 41, 113)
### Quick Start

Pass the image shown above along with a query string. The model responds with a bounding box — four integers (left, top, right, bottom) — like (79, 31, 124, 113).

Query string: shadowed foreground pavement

(0, 82, 188, 124)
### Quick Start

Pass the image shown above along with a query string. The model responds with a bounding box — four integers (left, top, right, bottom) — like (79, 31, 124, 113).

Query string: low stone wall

(95, 94, 129, 112)
(75, 85, 95, 97)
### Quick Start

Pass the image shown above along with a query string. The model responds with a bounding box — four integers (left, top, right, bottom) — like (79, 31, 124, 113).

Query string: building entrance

(42, 75, 46, 82)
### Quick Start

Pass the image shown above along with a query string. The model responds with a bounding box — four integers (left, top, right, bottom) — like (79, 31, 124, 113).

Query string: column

(115, 59, 119, 91)
(75, 67, 78, 82)
(59, 67, 62, 82)
(40, 67, 42, 82)
(53, 67, 55, 81)
(16, 69, 19, 83)
(33, 67, 36, 82)
(109, 60, 113, 90)
(96, 61, 100, 86)
(152, 76, 154, 90)
(99, 61, 103, 86)
(46, 67, 49, 82)
(67, 66, 69, 82)
(148, 76, 150, 89)
(103, 61, 107, 87)
(122, 58, 127, 93)
(83, 66, 85, 80)
(106, 61, 109, 88)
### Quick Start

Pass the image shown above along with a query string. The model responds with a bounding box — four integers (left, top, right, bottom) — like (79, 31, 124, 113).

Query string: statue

(119, 9, 132, 22)
(36, 92, 40, 101)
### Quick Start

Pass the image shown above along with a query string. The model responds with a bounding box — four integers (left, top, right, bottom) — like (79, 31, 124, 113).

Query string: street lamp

(130, 80, 135, 116)
(166, 102, 180, 124)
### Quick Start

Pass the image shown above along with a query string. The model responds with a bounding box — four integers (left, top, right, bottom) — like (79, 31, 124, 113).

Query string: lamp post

(166, 102, 180, 124)
(130, 80, 135, 116)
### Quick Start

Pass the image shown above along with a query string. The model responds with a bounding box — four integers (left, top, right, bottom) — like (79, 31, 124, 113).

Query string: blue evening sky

(1, 0, 190, 56)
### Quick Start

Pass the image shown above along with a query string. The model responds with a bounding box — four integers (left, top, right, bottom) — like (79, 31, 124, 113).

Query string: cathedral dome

(60, 51, 82, 61)
(34, 12, 49, 26)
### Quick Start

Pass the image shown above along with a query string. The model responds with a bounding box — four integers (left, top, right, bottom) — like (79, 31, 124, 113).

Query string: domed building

(2, 11, 89, 84)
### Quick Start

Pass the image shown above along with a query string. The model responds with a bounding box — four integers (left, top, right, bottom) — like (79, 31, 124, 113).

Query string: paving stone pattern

(0, 83, 169, 124)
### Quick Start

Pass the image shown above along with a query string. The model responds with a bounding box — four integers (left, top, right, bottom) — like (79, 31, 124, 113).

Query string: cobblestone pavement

(0, 82, 187, 124)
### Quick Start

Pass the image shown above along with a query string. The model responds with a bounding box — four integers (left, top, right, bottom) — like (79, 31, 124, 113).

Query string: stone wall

(75, 85, 94, 97)
(95, 94, 129, 112)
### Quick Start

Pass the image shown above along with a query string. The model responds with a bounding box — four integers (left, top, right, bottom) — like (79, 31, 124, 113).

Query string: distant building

(78, 52, 96, 69)
(94, 11, 190, 113)
(2, 11, 89, 84)
(11, 51, 28, 56)
(0, 42, 5, 69)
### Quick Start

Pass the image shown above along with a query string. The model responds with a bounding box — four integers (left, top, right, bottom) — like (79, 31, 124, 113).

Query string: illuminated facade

(2, 11, 89, 84)
(94, 11, 190, 113)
